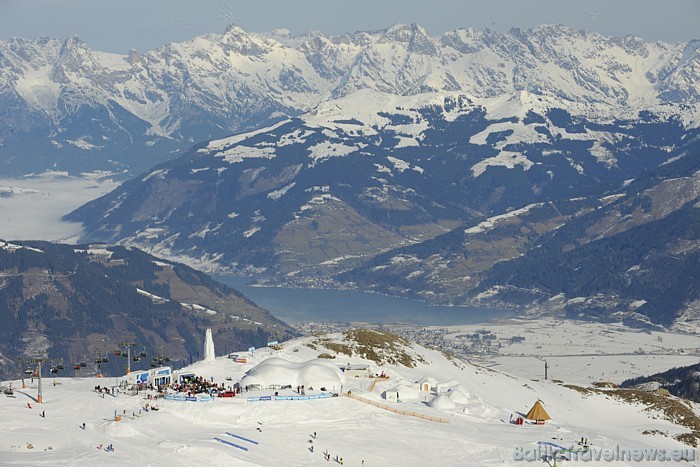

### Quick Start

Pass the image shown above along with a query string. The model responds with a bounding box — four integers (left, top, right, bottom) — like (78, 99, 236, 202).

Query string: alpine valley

(4, 23, 699, 329)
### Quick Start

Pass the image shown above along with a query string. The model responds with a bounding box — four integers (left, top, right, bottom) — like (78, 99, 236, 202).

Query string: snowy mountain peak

(263, 28, 294, 42)
(58, 34, 87, 52)
(219, 23, 271, 54)
(379, 23, 438, 55)
(223, 23, 246, 35)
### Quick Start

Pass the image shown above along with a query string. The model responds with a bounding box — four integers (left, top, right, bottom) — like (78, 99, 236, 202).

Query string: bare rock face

(128, 49, 141, 66)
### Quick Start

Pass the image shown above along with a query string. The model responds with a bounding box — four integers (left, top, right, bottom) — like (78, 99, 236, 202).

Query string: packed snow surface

(1, 332, 697, 466)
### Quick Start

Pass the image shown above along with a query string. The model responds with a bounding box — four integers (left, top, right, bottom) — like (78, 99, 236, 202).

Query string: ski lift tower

(538, 357, 548, 381)
(31, 356, 49, 404)
(120, 341, 137, 374)
(18, 358, 28, 389)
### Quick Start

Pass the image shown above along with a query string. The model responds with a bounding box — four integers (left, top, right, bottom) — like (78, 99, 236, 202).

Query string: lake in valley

(214, 276, 513, 326)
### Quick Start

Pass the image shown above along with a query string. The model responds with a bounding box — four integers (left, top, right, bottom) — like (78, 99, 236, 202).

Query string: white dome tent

(240, 357, 346, 392)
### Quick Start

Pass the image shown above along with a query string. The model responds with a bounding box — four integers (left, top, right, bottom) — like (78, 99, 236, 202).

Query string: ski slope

(1, 334, 697, 466)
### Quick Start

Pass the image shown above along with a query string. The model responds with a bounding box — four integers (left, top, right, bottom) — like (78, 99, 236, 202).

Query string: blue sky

(0, 0, 698, 52)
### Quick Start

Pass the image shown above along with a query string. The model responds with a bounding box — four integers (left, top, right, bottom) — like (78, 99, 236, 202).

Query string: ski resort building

(383, 383, 421, 402)
(125, 366, 172, 387)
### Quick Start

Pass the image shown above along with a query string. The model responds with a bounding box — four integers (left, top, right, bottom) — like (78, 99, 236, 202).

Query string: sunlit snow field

(1, 336, 697, 466)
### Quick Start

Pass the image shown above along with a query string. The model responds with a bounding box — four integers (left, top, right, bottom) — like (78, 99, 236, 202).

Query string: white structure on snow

(204, 328, 215, 361)
(240, 357, 346, 392)
(417, 376, 438, 392)
(383, 383, 421, 402)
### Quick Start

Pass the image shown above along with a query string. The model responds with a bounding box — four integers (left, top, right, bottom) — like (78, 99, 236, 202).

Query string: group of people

(99, 443, 114, 452)
(144, 401, 159, 412)
(322, 452, 342, 464)
(313, 434, 363, 465)
(170, 375, 237, 397)
(94, 385, 118, 398)
(134, 382, 157, 393)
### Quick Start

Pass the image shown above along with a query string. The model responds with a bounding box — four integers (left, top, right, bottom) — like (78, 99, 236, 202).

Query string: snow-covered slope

(0, 24, 698, 175)
(1, 331, 698, 466)
(67, 87, 699, 286)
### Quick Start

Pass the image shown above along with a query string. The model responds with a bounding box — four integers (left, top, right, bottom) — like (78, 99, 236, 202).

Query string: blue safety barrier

(226, 432, 259, 445)
(214, 437, 248, 451)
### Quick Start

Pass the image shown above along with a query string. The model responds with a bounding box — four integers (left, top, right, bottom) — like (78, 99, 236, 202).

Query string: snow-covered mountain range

(1, 23, 698, 176)
(67, 85, 700, 328)
(3, 23, 697, 327)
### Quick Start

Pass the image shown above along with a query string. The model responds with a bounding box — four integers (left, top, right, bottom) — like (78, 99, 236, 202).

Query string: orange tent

(525, 400, 551, 422)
